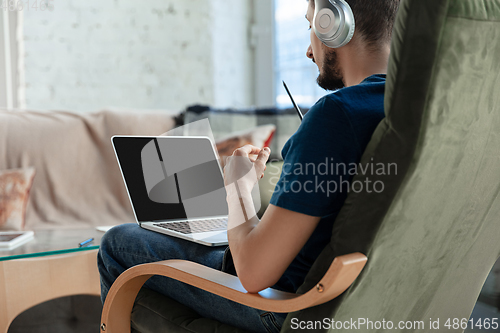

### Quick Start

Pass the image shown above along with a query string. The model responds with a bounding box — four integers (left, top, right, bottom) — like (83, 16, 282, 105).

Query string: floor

(467, 302, 500, 332)
(466, 257, 500, 333)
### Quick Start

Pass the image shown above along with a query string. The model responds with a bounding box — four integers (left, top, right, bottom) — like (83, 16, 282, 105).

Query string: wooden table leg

(0, 249, 101, 333)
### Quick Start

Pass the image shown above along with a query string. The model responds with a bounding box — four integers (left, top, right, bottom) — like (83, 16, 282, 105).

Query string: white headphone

(313, 0, 355, 48)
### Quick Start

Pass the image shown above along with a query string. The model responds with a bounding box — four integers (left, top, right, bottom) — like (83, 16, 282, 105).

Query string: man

(98, 0, 399, 332)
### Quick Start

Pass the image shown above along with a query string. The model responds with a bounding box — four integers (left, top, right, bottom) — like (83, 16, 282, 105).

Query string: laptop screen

(112, 136, 228, 223)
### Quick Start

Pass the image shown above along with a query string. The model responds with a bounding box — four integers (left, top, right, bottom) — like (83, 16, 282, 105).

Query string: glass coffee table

(0, 227, 114, 333)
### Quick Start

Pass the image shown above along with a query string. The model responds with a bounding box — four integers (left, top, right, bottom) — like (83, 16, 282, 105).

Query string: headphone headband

(313, 0, 355, 48)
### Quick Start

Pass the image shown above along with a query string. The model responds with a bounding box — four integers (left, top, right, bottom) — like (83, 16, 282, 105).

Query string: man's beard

(317, 49, 345, 91)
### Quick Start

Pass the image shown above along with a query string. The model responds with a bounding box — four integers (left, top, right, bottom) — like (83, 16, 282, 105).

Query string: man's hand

(223, 145, 270, 194)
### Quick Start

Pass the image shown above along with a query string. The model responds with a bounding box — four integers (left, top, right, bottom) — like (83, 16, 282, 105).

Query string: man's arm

(224, 145, 321, 293)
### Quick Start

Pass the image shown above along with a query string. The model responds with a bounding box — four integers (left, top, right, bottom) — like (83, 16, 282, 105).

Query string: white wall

(212, 0, 253, 108)
(19, 0, 254, 113)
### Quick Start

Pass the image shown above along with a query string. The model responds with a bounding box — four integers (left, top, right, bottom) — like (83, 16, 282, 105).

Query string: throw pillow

(0, 168, 36, 231)
(216, 124, 276, 168)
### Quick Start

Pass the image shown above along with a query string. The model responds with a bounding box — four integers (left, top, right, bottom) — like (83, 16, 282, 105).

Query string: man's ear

(306, 3, 314, 20)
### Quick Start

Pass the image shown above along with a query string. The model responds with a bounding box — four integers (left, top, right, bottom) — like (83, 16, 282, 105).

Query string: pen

(79, 237, 94, 247)
(283, 81, 304, 121)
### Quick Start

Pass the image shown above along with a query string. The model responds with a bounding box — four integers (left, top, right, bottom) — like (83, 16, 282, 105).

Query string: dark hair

(310, 0, 400, 48)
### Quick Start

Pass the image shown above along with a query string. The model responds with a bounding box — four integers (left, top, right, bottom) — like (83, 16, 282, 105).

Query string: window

(0, 11, 19, 109)
(274, 0, 326, 108)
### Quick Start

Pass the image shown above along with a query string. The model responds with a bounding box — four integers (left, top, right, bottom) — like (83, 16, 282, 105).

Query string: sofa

(0, 109, 180, 231)
(1, 109, 178, 332)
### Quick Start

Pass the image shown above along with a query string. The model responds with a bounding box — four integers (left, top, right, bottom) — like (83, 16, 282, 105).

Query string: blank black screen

(112, 136, 228, 222)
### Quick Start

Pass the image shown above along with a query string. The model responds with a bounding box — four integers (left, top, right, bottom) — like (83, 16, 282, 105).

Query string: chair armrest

(100, 252, 367, 333)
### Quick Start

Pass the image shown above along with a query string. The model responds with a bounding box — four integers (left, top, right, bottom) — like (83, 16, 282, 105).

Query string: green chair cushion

(282, 0, 500, 330)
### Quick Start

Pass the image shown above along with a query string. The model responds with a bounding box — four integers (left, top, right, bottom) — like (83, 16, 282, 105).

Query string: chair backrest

(282, 0, 500, 330)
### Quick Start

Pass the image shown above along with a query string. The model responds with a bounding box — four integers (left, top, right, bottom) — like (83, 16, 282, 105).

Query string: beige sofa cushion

(0, 110, 176, 230)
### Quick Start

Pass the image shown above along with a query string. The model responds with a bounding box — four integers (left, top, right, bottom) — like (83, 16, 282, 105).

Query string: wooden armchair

(101, 253, 367, 332)
(102, 0, 500, 331)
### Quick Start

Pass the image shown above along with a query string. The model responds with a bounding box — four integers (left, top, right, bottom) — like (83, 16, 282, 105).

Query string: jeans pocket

(260, 312, 282, 333)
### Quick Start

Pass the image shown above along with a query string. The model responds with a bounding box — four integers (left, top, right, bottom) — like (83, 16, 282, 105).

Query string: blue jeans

(98, 223, 286, 333)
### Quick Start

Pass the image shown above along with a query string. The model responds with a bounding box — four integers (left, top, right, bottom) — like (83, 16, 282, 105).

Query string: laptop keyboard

(153, 218, 228, 234)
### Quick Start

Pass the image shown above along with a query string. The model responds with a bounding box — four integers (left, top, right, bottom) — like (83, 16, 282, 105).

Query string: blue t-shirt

(270, 74, 386, 293)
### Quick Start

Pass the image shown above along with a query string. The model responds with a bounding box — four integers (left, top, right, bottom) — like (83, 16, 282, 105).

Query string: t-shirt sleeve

(269, 95, 362, 217)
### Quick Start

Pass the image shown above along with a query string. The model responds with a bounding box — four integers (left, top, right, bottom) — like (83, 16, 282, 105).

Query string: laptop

(112, 136, 229, 246)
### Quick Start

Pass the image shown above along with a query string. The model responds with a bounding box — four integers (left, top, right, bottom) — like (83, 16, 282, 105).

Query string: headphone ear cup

(314, 7, 337, 35)
(313, 0, 355, 48)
